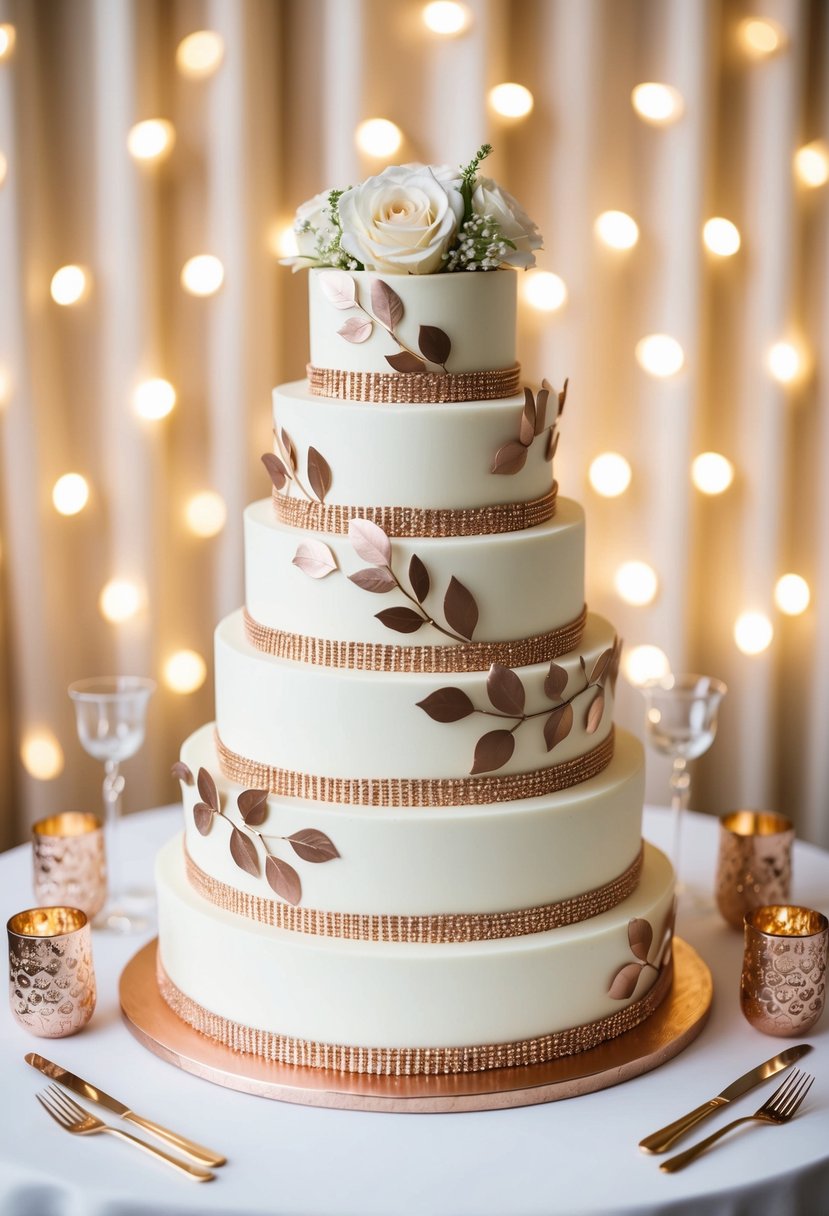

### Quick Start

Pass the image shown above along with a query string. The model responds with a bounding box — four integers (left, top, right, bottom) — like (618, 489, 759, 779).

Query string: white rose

(279, 189, 338, 270)
(471, 177, 543, 269)
(338, 165, 464, 274)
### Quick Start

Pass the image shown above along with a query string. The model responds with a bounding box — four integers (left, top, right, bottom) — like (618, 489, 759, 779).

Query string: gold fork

(36, 1086, 214, 1183)
(660, 1070, 814, 1173)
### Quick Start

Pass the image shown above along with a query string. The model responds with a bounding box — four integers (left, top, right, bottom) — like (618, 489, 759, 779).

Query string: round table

(1, 806, 827, 1216)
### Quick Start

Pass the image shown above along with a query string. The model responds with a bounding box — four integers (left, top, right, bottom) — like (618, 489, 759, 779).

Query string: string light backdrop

(0, 0, 826, 848)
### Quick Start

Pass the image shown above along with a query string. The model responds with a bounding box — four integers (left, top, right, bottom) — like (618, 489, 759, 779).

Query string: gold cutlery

(25, 1052, 225, 1167)
(660, 1070, 814, 1173)
(639, 1042, 812, 1153)
(36, 1085, 214, 1183)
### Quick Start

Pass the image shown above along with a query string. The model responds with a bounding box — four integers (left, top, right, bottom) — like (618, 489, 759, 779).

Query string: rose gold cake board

(119, 938, 711, 1113)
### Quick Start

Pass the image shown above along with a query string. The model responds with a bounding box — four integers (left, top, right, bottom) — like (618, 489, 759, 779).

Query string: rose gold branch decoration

(491, 378, 568, 475)
(608, 902, 676, 1000)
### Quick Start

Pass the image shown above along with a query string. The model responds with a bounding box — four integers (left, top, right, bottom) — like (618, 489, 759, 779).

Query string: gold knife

(639, 1043, 812, 1154)
(25, 1053, 226, 1167)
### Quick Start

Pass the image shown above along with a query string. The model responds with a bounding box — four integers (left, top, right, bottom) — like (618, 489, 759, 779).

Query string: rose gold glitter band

(271, 484, 558, 537)
(215, 728, 615, 808)
(242, 604, 587, 674)
(184, 844, 644, 943)
(156, 951, 673, 1076)
(307, 362, 522, 404)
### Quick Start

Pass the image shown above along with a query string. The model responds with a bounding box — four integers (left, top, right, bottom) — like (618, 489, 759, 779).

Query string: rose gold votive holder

(7, 907, 96, 1038)
(32, 811, 106, 919)
(716, 810, 794, 930)
(740, 905, 828, 1037)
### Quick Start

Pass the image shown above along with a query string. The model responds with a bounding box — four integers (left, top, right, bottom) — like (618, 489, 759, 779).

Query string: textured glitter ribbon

(271, 484, 558, 537)
(215, 729, 615, 808)
(156, 950, 673, 1076)
(184, 844, 644, 942)
(307, 362, 522, 403)
(243, 604, 587, 674)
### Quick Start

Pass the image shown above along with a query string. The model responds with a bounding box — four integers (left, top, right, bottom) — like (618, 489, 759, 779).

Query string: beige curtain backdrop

(0, 0, 827, 850)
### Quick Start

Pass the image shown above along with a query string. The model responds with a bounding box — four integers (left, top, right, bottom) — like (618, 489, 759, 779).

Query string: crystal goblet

(68, 677, 155, 933)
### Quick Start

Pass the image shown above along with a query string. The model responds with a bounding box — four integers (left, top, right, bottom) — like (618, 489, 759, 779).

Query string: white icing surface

(244, 497, 585, 644)
(214, 610, 618, 780)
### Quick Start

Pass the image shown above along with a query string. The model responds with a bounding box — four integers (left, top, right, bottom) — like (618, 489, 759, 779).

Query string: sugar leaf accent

(628, 918, 653, 962)
(262, 452, 290, 491)
(543, 702, 573, 751)
(408, 554, 430, 603)
(193, 803, 213, 835)
(318, 269, 356, 309)
(370, 279, 404, 330)
(265, 854, 302, 906)
(197, 767, 219, 813)
(386, 351, 426, 373)
(416, 687, 475, 723)
(375, 606, 425, 633)
(491, 440, 528, 475)
(348, 566, 396, 593)
(280, 428, 297, 472)
(534, 387, 549, 436)
(238, 788, 268, 827)
(230, 825, 260, 876)
(545, 429, 560, 463)
(519, 388, 536, 446)
(589, 648, 615, 687)
(444, 576, 478, 640)
(470, 729, 515, 775)
(349, 518, 392, 566)
(608, 962, 643, 1000)
(287, 829, 340, 864)
(418, 325, 451, 367)
(544, 661, 569, 700)
(585, 689, 605, 734)
(171, 760, 194, 786)
(307, 447, 332, 502)
(337, 316, 373, 343)
(487, 664, 525, 716)
(293, 541, 337, 579)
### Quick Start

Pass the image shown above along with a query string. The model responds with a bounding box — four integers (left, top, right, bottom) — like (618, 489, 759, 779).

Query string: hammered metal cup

(715, 810, 794, 930)
(7, 907, 96, 1038)
(32, 811, 107, 919)
(740, 905, 828, 1036)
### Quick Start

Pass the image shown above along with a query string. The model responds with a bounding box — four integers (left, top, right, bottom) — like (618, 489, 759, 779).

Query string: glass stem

(102, 759, 124, 906)
(669, 756, 690, 881)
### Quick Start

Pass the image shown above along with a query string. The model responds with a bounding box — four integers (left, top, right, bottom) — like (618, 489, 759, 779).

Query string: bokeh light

(631, 82, 684, 125)
(180, 254, 225, 297)
(703, 217, 741, 257)
(176, 30, 225, 78)
(355, 118, 403, 158)
(489, 83, 534, 119)
(635, 334, 685, 377)
(614, 561, 659, 606)
(766, 341, 803, 384)
(522, 270, 567, 312)
(594, 210, 639, 250)
(185, 491, 227, 538)
(589, 453, 632, 498)
(52, 473, 90, 517)
(127, 119, 176, 162)
(691, 452, 735, 495)
(21, 731, 64, 780)
(99, 578, 144, 624)
(794, 141, 829, 188)
(734, 611, 773, 655)
(422, 2, 471, 35)
(164, 649, 207, 693)
(774, 574, 810, 616)
(622, 645, 671, 686)
(133, 378, 176, 421)
(0, 24, 16, 60)
(737, 17, 787, 59)
(50, 265, 89, 306)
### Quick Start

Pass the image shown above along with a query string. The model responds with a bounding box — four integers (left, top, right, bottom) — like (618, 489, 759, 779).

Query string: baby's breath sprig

(459, 143, 493, 225)
(443, 214, 516, 272)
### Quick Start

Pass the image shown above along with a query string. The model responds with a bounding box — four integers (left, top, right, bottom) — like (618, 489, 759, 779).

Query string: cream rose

(279, 188, 338, 270)
(471, 177, 543, 269)
(338, 165, 464, 274)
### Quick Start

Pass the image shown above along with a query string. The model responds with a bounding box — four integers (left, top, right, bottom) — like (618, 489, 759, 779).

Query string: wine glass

(640, 673, 727, 894)
(68, 676, 155, 933)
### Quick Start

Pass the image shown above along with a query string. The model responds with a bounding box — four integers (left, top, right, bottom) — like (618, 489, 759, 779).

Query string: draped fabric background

(0, 0, 827, 850)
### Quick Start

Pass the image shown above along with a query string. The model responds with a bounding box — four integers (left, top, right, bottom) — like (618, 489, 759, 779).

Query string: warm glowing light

(422, 1, 471, 35)
(622, 645, 671, 686)
(703, 217, 741, 257)
(21, 731, 64, 781)
(767, 341, 803, 384)
(794, 141, 829, 188)
(734, 611, 773, 655)
(271, 222, 298, 258)
(635, 334, 685, 377)
(631, 82, 684, 125)
(691, 452, 735, 496)
(355, 118, 403, 159)
(180, 254, 224, 297)
(589, 453, 632, 498)
(737, 17, 786, 59)
(176, 30, 225, 78)
(52, 473, 90, 517)
(774, 573, 810, 616)
(164, 649, 207, 694)
(127, 119, 176, 162)
(489, 82, 534, 119)
(614, 561, 659, 607)
(133, 378, 176, 421)
(594, 210, 639, 250)
(99, 578, 144, 624)
(0, 366, 10, 409)
(522, 271, 567, 312)
(50, 265, 88, 306)
(0, 150, 6, 187)
(0, 24, 16, 60)
(185, 491, 227, 538)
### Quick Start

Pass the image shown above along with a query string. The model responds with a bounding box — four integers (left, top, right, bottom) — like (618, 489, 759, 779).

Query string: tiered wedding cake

(158, 151, 675, 1076)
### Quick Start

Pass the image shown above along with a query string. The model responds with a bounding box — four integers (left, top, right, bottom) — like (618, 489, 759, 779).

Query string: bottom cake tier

(155, 836, 675, 1076)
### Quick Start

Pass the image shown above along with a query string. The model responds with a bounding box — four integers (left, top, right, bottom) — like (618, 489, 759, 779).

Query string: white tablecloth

(1, 806, 827, 1216)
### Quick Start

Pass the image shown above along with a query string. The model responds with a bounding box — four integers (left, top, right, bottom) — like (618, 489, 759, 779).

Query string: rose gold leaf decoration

(543, 702, 573, 751)
(280, 428, 297, 472)
(558, 377, 569, 416)
(416, 687, 475, 722)
(491, 439, 528, 475)
(408, 554, 430, 603)
(348, 566, 396, 593)
(470, 729, 515, 775)
(261, 452, 289, 491)
(589, 647, 614, 687)
(318, 269, 357, 309)
(349, 518, 392, 566)
(229, 825, 260, 877)
(628, 918, 653, 961)
(375, 606, 424, 633)
(608, 962, 643, 1000)
(265, 854, 302, 906)
(307, 447, 332, 503)
(386, 351, 426, 373)
(197, 767, 219, 813)
(171, 761, 194, 785)
(534, 387, 549, 436)
(486, 664, 526, 716)
(444, 575, 478, 640)
(337, 316, 373, 344)
(370, 279, 404, 330)
(193, 802, 213, 836)
(609, 637, 623, 696)
(519, 388, 536, 446)
(287, 829, 340, 864)
(585, 689, 605, 735)
(418, 325, 451, 366)
(292, 540, 337, 579)
(545, 428, 560, 463)
(544, 662, 569, 701)
(238, 788, 268, 827)
(579, 655, 588, 678)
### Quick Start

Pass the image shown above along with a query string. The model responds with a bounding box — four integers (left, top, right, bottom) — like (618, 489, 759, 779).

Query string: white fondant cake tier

(156, 835, 674, 1055)
(308, 268, 516, 375)
(214, 610, 618, 782)
(244, 497, 585, 647)
(178, 724, 645, 918)
(272, 381, 553, 511)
